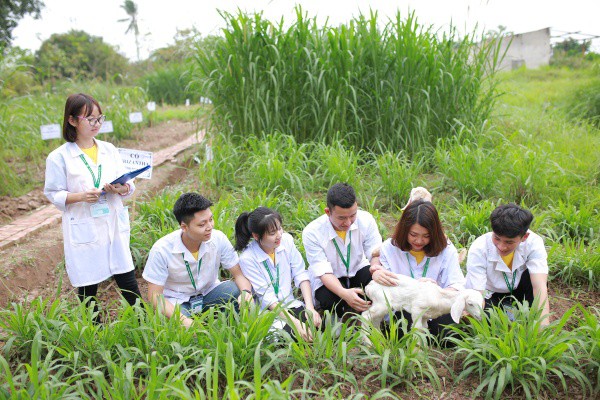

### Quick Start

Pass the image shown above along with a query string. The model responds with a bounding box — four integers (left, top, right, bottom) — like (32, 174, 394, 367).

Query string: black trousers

(315, 265, 372, 318)
(484, 269, 535, 310)
(77, 270, 141, 314)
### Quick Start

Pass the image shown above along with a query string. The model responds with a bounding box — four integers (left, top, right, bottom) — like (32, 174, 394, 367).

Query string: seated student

(143, 192, 253, 328)
(234, 207, 321, 340)
(465, 204, 550, 325)
(371, 199, 465, 337)
(303, 183, 382, 318)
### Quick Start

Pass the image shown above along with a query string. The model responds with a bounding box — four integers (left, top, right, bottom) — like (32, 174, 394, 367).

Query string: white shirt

(465, 231, 548, 298)
(303, 210, 382, 293)
(380, 238, 465, 290)
(44, 140, 136, 287)
(239, 232, 309, 310)
(143, 229, 239, 304)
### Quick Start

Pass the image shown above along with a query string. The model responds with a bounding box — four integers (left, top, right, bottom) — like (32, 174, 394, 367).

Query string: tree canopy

(0, 0, 45, 51)
(35, 30, 129, 82)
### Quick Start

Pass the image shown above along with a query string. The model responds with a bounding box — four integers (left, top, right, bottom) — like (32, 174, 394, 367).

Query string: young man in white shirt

(465, 204, 550, 325)
(303, 183, 382, 317)
(143, 193, 253, 328)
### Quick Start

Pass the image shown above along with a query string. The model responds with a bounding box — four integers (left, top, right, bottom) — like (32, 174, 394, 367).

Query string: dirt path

(0, 120, 202, 308)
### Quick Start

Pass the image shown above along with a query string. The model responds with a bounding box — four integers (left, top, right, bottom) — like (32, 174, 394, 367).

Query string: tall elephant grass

(194, 7, 501, 153)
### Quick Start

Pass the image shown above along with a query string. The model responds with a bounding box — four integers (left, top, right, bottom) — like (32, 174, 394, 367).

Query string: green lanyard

(79, 154, 102, 189)
(502, 271, 517, 294)
(332, 230, 352, 277)
(405, 253, 430, 279)
(262, 257, 280, 296)
(182, 254, 202, 291)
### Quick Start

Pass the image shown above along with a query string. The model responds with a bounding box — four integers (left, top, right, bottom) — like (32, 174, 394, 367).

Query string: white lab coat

(44, 139, 136, 287)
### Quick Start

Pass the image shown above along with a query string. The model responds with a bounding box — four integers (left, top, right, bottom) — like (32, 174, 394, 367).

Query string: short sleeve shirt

(143, 229, 239, 304)
(302, 209, 382, 293)
(465, 231, 548, 298)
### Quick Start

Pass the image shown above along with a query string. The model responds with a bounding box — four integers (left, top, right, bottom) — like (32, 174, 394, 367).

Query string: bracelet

(242, 289, 252, 294)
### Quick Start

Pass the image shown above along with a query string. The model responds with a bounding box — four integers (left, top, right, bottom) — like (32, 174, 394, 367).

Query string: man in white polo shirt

(303, 183, 382, 317)
(465, 204, 550, 325)
(143, 192, 253, 328)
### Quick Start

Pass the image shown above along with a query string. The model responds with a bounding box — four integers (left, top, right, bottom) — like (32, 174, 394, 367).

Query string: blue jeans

(179, 280, 241, 317)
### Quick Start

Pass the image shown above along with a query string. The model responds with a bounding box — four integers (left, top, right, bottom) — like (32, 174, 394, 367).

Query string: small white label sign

(129, 112, 143, 123)
(147, 101, 156, 111)
(98, 120, 114, 134)
(118, 148, 153, 179)
(40, 124, 61, 140)
(205, 144, 214, 162)
(185, 99, 190, 107)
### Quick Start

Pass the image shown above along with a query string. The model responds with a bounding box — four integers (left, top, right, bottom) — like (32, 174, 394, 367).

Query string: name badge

(91, 203, 110, 217)
(502, 303, 516, 322)
(189, 294, 204, 314)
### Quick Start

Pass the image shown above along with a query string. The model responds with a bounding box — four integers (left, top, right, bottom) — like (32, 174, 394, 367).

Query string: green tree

(34, 30, 129, 83)
(118, 0, 140, 60)
(0, 0, 45, 51)
(553, 38, 591, 56)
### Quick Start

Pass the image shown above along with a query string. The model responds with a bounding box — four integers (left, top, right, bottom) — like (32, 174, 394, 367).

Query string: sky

(12, 0, 600, 61)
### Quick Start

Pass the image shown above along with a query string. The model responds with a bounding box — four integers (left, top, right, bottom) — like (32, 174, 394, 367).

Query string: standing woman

(234, 207, 321, 341)
(44, 93, 141, 317)
(370, 199, 465, 337)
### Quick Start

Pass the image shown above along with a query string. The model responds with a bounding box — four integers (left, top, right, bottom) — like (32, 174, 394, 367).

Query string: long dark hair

(391, 200, 447, 257)
(234, 207, 283, 251)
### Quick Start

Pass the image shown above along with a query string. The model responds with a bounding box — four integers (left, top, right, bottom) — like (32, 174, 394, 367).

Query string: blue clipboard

(110, 165, 151, 185)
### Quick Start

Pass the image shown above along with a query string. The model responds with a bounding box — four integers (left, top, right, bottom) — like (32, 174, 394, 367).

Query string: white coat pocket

(118, 207, 130, 232)
(69, 217, 98, 244)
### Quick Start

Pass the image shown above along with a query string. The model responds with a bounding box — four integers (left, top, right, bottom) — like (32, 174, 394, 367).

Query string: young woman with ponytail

(234, 207, 321, 341)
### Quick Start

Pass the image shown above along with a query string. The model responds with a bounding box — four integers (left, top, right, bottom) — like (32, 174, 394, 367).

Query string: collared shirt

(239, 232, 309, 310)
(465, 231, 548, 298)
(44, 139, 136, 287)
(142, 229, 239, 304)
(302, 209, 382, 293)
(380, 238, 465, 290)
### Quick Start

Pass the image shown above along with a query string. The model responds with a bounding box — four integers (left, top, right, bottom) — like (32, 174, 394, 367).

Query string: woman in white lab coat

(44, 93, 141, 319)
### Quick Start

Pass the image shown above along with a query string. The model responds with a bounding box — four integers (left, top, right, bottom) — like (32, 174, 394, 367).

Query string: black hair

(326, 183, 356, 210)
(392, 200, 447, 256)
(234, 207, 283, 251)
(63, 93, 102, 142)
(490, 204, 533, 238)
(173, 193, 213, 224)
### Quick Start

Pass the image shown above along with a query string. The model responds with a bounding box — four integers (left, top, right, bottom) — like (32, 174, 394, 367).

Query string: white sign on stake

(40, 124, 61, 140)
(118, 148, 153, 179)
(98, 120, 114, 134)
(147, 101, 156, 111)
(185, 99, 190, 107)
(129, 112, 143, 123)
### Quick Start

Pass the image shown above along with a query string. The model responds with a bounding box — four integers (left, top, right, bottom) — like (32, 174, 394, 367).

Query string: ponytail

(234, 212, 252, 251)
(234, 207, 283, 252)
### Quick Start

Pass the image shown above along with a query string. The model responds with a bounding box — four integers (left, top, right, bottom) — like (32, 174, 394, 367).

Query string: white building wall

(497, 28, 552, 70)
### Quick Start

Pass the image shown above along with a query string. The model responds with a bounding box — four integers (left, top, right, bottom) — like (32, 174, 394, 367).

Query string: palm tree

(118, 0, 140, 60)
